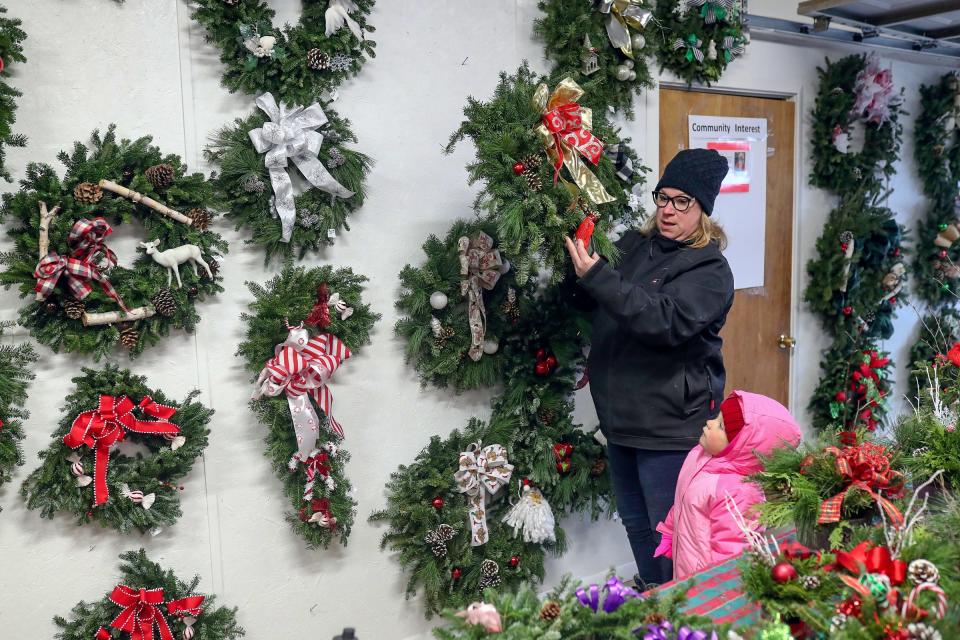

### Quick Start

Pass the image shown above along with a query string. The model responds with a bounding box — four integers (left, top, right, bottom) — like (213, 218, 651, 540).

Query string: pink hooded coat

(655, 390, 801, 580)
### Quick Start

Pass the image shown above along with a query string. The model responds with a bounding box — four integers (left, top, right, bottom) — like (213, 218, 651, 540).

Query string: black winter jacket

(578, 231, 735, 450)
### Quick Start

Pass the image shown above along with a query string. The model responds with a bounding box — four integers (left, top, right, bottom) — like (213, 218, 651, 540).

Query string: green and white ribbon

(673, 34, 705, 63)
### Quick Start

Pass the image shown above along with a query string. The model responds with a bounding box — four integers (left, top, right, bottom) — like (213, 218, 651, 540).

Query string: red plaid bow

(69, 217, 118, 266)
(109, 585, 174, 640)
(817, 442, 903, 526)
(63, 395, 179, 506)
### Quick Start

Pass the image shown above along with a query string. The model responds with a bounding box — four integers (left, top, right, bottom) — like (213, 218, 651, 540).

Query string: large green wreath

(21, 366, 213, 534)
(190, 0, 376, 105)
(0, 126, 228, 359)
(237, 264, 378, 548)
(651, 0, 748, 86)
(53, 549, 244, 640)
(535, 0, 655, 118)
(0, 4, 26, 182)
(0, 322, 37, 504)
(206, 103, 370, 262)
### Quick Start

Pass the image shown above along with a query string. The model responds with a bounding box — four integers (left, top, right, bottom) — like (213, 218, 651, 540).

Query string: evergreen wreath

(205, 101, 370, 262)
(0, 322, 37, 504)
(52, 549, 244, 640)
(237, 264, 378, 548)
(20, 366, 213, 534)
(651, 0, 748, 86)
(445, 64, 648, 287)
(190, 0, 376, 106)
(0, 4, 26, 182)
(0, 126, 227, 359)
(534, 0, 655, 118)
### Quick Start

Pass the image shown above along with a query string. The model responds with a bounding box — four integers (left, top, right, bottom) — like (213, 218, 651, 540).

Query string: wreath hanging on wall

(190, 0, 376, 106)
(534, 0, 655, 117)
(237, 264, 378, 548)
(206, 93, 370, 261)
(52, 549, 244, 640)
(651, 0, 748, 86)
(0, 126, 227, 359)
(0, 322, 37, 505)
(21, 366, 213, 534)
(0, 4, 26, 182)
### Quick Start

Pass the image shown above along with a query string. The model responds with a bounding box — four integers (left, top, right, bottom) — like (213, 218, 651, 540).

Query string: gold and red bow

(63, 395, 179, 506)
(532, 78, 615, 205)
(108, 585, 175, 640)
(817, 442, 903, 526)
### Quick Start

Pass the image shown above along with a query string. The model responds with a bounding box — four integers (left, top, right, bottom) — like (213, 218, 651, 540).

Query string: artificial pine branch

(0, 322, 37, 500)
(0, 4, 26, 182)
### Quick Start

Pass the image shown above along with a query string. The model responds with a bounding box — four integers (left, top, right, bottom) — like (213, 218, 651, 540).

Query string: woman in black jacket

(564, 148, 735, 587)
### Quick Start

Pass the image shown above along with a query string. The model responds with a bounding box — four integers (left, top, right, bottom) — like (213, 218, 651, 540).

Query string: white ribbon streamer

(454, 442, 513, 546)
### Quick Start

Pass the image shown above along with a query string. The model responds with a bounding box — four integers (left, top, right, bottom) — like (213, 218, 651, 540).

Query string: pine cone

(908, 559, 940, 585)
(643, 612, 667, 625)
(539, 601, 561, 621)
(434, 325, 455, 349)
(241, 174, 266, 194)
(481, 559, 499, 577)
(523, 169, 542, 192)
(590, 457, 607, 476)
(906, 623, 942, 640)
(222, 0, 240, 5)
(73, 181, 103, 204)
(479, 575, 501, 590)
(151, 288, 177, 318)
(800, 575, 821, 590)
(521, 153, 543, 169)
(431, 543, 447, 558)
(537, 407, 556, 425)
(208, 259, 220, 278)
(307, 48, 331, 71)
(145, 163, 175, 190)
(63, 299, 86, 321)
(119, 325, 139, 350)
(188, 207, 212, 231)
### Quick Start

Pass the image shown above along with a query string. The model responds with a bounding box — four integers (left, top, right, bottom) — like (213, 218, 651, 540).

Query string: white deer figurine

(139, 239, 213, 289)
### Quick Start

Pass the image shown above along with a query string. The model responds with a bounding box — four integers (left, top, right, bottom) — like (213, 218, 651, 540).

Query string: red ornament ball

(509, 555, 520, 568)
(890, 247, 901, 257)
(840, 243, 848, 252)
(545, 354, 558, 368)
(842, 306, 853, 316)
(535, 348, 547, 361)
(512, 161, 526, 175)
(888, 296, 897, 305)
(431, 497, 444, 510)
(939, 249, 948, 259)
(835, 391, 847, 402)
(535, 361, 551, 376)
(452, 567, 463, 580)
(771, 562, 798, 583)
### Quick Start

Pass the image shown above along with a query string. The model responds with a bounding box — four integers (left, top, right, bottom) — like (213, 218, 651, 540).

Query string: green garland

(190, 0, 375, 105)
(534, 0, 655, 118)
(205, 104, 370, 262)
(237, 264, 378, 548)
(445, 64, 648, 286)
(0, 4, 26, 182)
(0, 126, 227, 359)
(0, 322, 37, 502)
(21, 366, 213, 534)
(651, 0, 748, 86)
(53, 549, 244, 640)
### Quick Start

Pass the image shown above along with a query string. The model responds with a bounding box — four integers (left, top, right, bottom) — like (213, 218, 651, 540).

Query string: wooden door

(659, 89, 795, 405)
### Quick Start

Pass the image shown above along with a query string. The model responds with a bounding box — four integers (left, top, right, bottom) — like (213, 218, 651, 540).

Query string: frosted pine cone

(800, 575, 820, 590)
(908, 559, 940, 585)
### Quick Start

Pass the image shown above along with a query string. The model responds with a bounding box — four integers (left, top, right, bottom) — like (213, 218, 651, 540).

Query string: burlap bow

(454, 442, 513, 546)
(249, 92, 354, 242)
(532, 79, 615, 205)
(458, 232, 502, 361)
(596, 0, 652, 58)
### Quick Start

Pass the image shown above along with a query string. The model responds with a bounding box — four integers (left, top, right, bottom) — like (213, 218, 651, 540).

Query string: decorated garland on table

(651, 0, 748, 86)
(206, 92, 369, 261)
(0, 126, 227, 359)
(237, 264, 377, 548)
(534, 0, 655, 117)
(52, 549, 244, 640)
(190, 0, 375, 106)
(0, 4, 26, 182)
(0, 322, 37, 506)
(20, 366, 212, 534)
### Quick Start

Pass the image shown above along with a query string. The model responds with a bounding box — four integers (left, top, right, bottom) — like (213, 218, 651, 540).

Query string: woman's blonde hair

(642, 206, 728, 250)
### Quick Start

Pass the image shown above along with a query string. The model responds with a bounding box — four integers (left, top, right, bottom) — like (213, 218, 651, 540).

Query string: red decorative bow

(305, 283, 331, 328)
(836, 541, 907, 586)
(947, 343, 960, 367)
(166, 595, 205, 618)
(779, 541, 812, 560)
(69, 217, 119, 266)
(63, 395, 179, 506)
(34, 252, 127, 311)
(541, 101, 604, 184)
(304, 451, 330, 482)
(109, 585, 174, 640)
(817, 442, 903, 526)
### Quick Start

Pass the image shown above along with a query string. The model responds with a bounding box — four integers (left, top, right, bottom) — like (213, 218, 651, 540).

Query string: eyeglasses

(652, 191, 696, 213)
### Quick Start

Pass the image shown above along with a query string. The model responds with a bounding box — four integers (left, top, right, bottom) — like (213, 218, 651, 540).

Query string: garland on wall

(534, 0, 655, 117)
(206, 92, 370, 261)
(0, 126, 228, 359)
(237, 264, 378, 548)
(0, 322, 37, 505)
(0, 4, 26, 182)
(52, 549, 244, 640)
(651, 0, 749, 86)
(21, 366, 212, 534)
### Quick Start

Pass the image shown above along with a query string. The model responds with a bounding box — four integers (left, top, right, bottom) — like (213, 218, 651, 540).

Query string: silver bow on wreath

(249, 92, 354, 243)
(454, 442, 513, 546)
(596, 0, 652, 59)
(458, 232, 503, 362)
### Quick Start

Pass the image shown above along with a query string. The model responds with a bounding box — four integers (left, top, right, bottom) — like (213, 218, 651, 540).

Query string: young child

(654, 390, 801, 580)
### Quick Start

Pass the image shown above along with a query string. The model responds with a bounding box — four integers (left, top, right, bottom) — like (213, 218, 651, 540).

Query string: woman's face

(655, 187, 702, 242)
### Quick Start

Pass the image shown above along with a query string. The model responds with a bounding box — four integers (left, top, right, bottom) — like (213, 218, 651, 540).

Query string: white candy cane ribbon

(454, 442, 513, 546)
(458, 232, 503, 362)
(253, 330, 351, 459)
(249, 92, 354, 243)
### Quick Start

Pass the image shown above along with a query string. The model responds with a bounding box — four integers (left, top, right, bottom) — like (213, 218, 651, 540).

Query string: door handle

(777, 334, 796, 350)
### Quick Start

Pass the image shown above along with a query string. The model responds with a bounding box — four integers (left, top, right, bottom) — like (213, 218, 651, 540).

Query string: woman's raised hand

(564, 236, 600, 278)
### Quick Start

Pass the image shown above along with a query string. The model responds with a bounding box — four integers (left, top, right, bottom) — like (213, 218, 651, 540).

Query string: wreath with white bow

(237, 264, 378, 548)
(190, 0, 376, 106)
(20, 366, 212, 534)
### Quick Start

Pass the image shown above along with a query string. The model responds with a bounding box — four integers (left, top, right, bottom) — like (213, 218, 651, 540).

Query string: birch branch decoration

(98, 179, 194, 226)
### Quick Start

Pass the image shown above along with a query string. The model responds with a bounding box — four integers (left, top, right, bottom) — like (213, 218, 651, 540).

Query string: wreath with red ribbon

(20, 366, 213, 534)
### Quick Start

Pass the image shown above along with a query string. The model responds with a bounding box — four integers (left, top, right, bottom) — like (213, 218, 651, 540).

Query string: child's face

(700, 415, 729, 456)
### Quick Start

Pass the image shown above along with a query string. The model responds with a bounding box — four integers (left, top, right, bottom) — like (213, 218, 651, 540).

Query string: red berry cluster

(553, 443, 573, 474)
(834, 350, 889, 431)
(535, 348, 558, 376)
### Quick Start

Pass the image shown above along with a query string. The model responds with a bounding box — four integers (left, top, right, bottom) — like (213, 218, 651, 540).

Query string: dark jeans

(606, 442, 688, 585)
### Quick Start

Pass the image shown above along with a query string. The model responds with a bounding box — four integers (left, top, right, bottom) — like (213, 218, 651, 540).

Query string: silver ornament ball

(429, 291, 449, 310)
(615, 65, 631, 81)
(628, 71, 637, 81)
(623, 59, 635, 70)
(631, 33, 646, 50)
(482, 339, 499, 355)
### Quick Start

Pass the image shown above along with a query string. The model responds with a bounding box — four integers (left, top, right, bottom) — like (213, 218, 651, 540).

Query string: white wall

(0, 1, 952, 639)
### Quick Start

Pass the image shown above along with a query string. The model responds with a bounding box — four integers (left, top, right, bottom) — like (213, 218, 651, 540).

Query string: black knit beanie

(654, 148, 729, 216)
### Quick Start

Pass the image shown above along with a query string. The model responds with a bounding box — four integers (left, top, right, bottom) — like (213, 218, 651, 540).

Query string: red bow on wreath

(817, 441, 903, 526)
(108, 585, 175, 640)
(63, 395, 179, 506)
(835, 541, 907, 586)
(166, 595, 205, 618)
